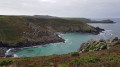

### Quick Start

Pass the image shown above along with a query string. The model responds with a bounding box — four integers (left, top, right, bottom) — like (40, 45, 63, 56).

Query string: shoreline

(0, 27, 104, 58)
(4, 32, 101, 58)
(3, 33, 65, 58)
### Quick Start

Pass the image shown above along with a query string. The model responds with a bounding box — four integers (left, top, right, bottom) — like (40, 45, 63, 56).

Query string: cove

(15, 20, 120, 57)
(15, 34, 102, 57)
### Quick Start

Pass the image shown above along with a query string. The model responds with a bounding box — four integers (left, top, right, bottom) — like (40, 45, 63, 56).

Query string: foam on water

(11, 21, 120, 57)
(13, 54, 19, 57)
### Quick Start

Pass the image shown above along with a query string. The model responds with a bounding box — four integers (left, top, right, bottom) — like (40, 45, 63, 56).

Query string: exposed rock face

(106, 36, 120, 45)
(78, 36, 120, 53)
(0, 48, 8, 57)
(0, 35, 64, 48)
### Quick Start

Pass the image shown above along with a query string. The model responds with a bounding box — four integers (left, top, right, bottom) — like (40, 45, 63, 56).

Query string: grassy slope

(0, 44, 120, 67)
(0, 16, 95, 44)
(64, 17, 114, 23)
(63, 17, 91, 23)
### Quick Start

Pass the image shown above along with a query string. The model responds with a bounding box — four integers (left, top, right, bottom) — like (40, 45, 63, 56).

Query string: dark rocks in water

(0, 48, 8, 57)
(6, 55, 14, 58)
(89, 27, 104, 35)
(0, 35, 65, 48)
(0, 35, 64, 57)
(78, 36, 120, 53)
(62, 26, 104, 35)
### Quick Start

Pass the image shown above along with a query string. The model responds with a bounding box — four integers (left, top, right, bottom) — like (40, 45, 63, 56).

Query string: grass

(0, 20, 23, 44)
(0, 60, 13, 66)
(71, 52, 80, 57)
(0, 15, 96, 44)
(0, 44, 120, 67)
(101, 55, 120, 61)
(0, 16, 7, 18)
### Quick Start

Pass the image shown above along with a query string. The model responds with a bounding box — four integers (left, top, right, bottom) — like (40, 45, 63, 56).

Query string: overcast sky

(0, 0, 120, 18)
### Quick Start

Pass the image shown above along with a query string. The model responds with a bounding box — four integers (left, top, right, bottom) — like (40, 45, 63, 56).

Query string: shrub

(58, 64, 68, 67)
(28, 63, 37, 67)
(101, 55, 120, 61)
(71, 52, 79, 57)
(0, 60, 13, 66)
(69, 56, 98, 66)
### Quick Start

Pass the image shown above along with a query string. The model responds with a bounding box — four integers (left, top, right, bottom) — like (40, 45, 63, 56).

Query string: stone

(106, 36, 120, 45)
(78, 36, 120, 53)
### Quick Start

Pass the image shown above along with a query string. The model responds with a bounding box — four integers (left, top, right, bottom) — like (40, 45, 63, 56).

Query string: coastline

(0, 26, 104, 57)
(4, 32, 101, 57)
(2, 33, 65, 57)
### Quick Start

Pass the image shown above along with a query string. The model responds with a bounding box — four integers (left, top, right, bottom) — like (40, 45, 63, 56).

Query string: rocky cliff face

(78, 36, 120, 53)
(0, 16, 104, 46)
(0, 15, 105, 57)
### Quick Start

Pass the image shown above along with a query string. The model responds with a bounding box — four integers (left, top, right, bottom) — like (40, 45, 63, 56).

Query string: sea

(7, 18, 120, 57)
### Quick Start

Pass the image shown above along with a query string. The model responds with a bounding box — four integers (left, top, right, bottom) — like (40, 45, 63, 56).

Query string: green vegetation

(69, 55, 97, 66)
(0, 44, 119, 67)
(0, 20, 23, 44)
(0, 15, 96, 44)
(71, 52, 79, 57)
(101, 55, 120, 61)
(0, 60, 13, 66)
(58, 64, 68, 67)
(63, 17, 91, 23)
(63, 17, 114, 23)
(83, 42, 107, 53)
(0, 16, 7, 18)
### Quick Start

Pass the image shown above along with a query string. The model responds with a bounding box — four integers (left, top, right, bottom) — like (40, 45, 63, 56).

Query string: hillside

(0, 37, 120, 67)
(64, 18, 115, 23)
(0, 15, 103, 47)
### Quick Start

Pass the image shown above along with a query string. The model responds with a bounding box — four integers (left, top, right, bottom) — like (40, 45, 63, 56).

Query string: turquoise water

(15, 34, 98, 57)
(15, 19, 120, 57)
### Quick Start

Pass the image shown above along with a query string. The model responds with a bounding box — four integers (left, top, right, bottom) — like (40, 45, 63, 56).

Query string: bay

(15, 18, 120, 57)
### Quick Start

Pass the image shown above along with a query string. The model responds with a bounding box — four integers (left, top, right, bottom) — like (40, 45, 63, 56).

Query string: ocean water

(14, 18, 120, 57)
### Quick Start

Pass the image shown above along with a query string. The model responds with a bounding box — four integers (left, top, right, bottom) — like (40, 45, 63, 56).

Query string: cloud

(39, 0, 57, 3)
(0, 0, 120, 18)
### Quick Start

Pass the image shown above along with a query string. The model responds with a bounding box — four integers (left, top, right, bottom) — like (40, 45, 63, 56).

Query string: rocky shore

(0, 35, 65, 57)
(0, 27, 104, 57)
(78, 36, 120, 53)
(0, 15, 105, 57)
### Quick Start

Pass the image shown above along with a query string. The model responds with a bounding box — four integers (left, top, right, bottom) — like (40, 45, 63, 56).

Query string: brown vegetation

(0, 44, 120, 67)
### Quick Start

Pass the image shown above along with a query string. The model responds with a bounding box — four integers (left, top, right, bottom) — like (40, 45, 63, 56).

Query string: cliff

(0, 15, 104, 48)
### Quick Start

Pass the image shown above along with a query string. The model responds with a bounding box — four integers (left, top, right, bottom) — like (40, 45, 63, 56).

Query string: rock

(0, 48, 8, 57)
(78, 36, 120, 53)
(78, 38, 106, 53)
(6, 55, 14, 58)
(106, 36, 120, 45)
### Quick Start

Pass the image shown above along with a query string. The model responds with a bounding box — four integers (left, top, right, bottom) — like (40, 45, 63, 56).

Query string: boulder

(106, 36, 120, 45)
(78, 39, 106, 53)
(78, 36, 120, 53)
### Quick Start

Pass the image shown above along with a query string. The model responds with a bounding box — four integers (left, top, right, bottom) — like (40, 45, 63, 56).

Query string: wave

(13, 54, 19, 57)
(5, 48, 24, 57)
(65, 39, 68, 43)
(5, 48, 13, 56)
(99, 30, 113, 39)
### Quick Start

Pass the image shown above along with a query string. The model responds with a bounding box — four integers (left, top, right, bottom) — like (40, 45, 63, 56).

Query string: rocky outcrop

(0, 15, 105, 57)
(0, 35, 64, 48)
(0, 48, 8, 57)
(78, 36, 120, 53)
(106, 36, 120, 45)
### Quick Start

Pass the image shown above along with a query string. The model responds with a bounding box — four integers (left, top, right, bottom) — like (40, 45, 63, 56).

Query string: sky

(0, 0, 120, 18)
